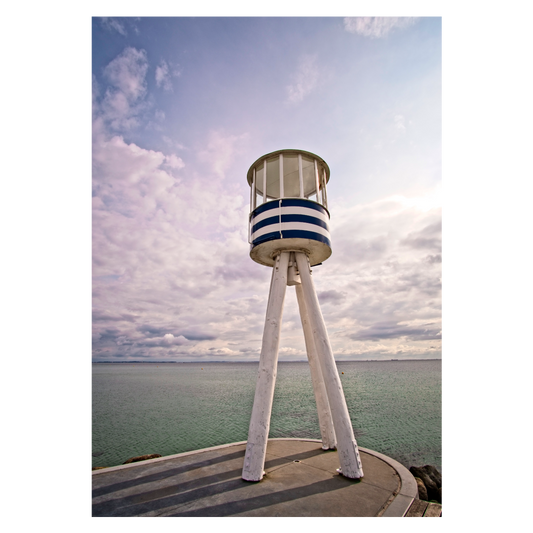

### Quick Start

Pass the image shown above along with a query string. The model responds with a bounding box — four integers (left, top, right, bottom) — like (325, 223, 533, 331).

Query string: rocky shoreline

(409, 464, 442, 503)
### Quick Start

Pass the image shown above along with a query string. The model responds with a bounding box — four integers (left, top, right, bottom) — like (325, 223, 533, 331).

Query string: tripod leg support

(294, 252, 364, 479)
(242, 252, 290, 481)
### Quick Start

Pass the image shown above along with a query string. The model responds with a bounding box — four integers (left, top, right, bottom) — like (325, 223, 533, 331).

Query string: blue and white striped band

(250, 198, 331, 249)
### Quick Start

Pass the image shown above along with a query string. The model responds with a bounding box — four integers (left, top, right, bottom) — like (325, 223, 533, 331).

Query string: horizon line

(92, 358, 442, 364)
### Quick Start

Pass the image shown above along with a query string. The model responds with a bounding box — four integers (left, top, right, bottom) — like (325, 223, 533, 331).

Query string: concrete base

(92, 439, 417, 517)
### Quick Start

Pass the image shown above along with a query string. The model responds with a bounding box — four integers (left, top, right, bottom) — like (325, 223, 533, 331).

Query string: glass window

(254, 163, 264, 204)
(265, 156, 280, 199)
(301, 156, 317, 198)
(320, 167, 328, 208)
(283, 154, 300, 197)
(250, 169, 255, 211)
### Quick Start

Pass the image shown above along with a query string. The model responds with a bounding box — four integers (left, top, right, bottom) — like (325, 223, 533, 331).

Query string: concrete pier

(92, 438, 418, 517)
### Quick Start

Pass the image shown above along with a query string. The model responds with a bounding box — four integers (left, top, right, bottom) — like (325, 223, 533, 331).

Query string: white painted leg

(294, 252, 364, 479)
(295, 282, 337, 450)
(242, 252, 290, 481)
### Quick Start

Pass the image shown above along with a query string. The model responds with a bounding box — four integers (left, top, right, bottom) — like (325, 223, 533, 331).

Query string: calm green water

(92, 360, 441, 471)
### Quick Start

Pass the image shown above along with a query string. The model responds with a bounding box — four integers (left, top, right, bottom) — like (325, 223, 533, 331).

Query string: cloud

(390, 189, 442, 213)
(92, 107, 184, 204)
(100, 146, 438, 361)
(394, 114, 406, 131)
(98, 14, 141, 37)
(164, 153, 185, 170)
(286, 55, 320, 104)
(92, 332, 101, 344)
(317, 290, 346, 305)
(426, 254, 442, 264)
(93, 310, 137, 323)
(100, 17, 127, 36)
(401, 221, 441, 251)
(350, 320, 441, 342)
(155, 60, 171, 90)
(336, 235, 389, 263)
(93, 57, 259, 360)
(93, 147, 441, 360)
(149, 334, 190, 346)
(92, 133, 183, 219)
(198, 129, 249, 179)
(103, 47, 147, 100)
(155, 59, 182, 91)
(344, 17, 418, 39)
(181, 332, 218, 342)
(135, 325, 215, 342)
(307, 194, 442, 356)
(96, 47, 149, 131)
(91, 24, 441, 363)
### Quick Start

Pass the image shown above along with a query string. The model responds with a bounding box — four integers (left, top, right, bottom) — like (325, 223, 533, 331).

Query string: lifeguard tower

(242, 149, 364, 482)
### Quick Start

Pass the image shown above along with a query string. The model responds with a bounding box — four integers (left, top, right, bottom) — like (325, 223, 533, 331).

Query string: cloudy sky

(92, 16, 442, 362)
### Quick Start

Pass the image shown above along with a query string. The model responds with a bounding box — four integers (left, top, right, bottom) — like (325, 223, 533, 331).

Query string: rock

(410, 465, 442, 503)
(123, 453, 162, 464)
(414, 477, 428, 501)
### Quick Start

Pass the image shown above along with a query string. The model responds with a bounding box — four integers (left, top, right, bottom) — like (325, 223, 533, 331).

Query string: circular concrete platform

(92, 438, 418, 517)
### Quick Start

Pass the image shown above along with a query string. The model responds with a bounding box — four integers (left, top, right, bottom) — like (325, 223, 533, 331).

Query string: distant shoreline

(92, 359, 442, 364)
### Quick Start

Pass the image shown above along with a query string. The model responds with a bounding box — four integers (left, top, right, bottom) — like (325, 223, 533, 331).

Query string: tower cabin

(247, 149, 332, 267)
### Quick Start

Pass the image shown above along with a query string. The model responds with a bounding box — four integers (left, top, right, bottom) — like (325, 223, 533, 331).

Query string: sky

(92, 16, 442, 362)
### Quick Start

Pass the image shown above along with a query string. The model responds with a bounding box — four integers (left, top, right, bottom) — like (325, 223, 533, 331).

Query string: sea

(92, 359, 441, 472)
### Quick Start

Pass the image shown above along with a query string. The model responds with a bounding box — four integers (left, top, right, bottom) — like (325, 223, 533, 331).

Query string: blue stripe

(252, 230, 282, 246)
(251, 198, 330, 218)
(251, 213, 329, 234)
(252, 215, 280, 233)
(280, 230, 332, 248)
(251, 229, 331, 248)
(252, 200, 280, 216)
(280, 198, 329, 216)
(280, 213, 329, 231)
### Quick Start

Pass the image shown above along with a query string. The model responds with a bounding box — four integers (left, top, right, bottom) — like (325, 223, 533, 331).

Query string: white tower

(242, 149, 364, 482)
